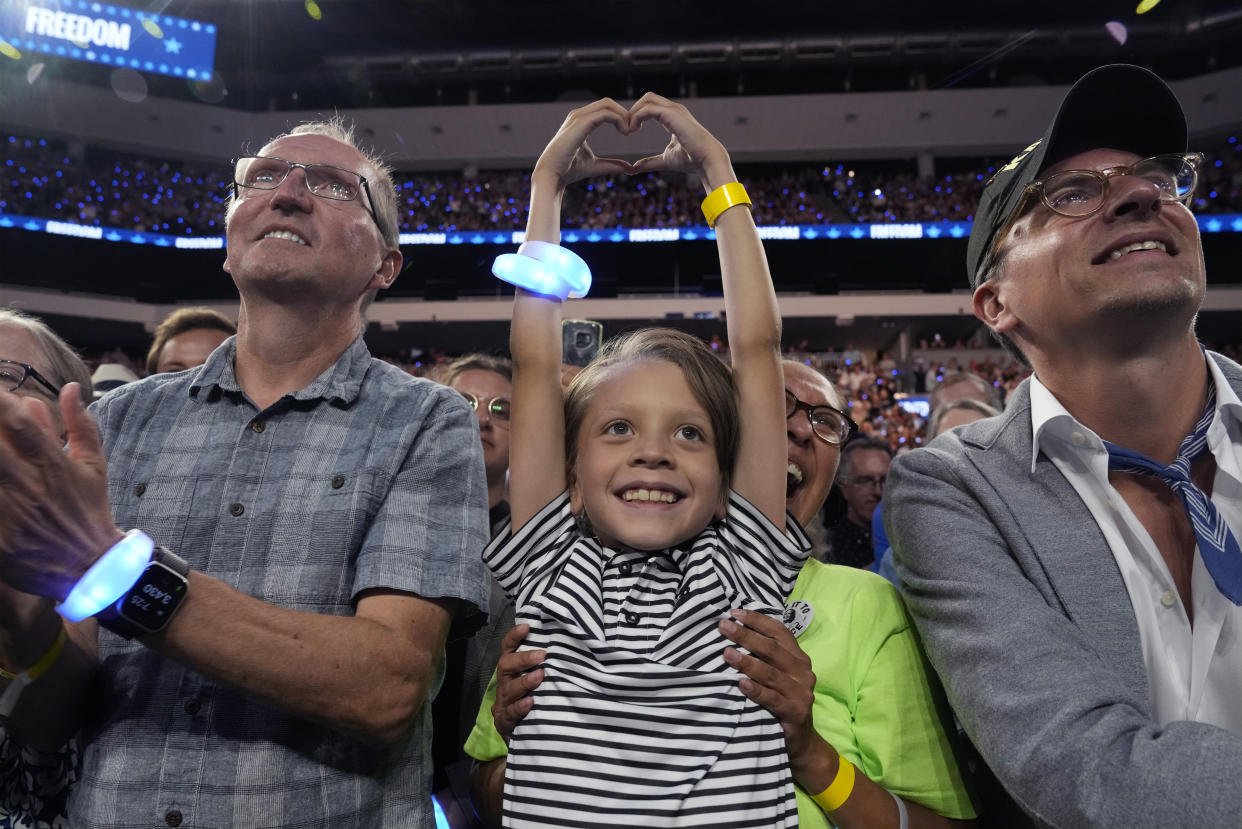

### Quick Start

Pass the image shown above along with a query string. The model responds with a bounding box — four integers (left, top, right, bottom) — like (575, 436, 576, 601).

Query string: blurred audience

(826, 437, 893, 569)
(146, 307, 236, 375)
(4, 133, 1238, 236)
(90, 362, 139, 398)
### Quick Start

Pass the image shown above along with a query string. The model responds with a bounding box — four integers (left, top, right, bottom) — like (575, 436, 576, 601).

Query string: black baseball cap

(966, 64, 1188, 287)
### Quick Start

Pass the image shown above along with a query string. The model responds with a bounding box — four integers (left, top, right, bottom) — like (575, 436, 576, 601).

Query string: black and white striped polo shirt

(485, 490, 811, 828)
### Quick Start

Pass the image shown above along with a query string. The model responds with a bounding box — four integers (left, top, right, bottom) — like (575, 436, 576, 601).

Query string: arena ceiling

(5, 0, 1240, 110)
(2, 0, 1239, 355)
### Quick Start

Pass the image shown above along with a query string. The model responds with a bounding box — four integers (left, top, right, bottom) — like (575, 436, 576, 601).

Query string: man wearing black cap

(885, 64, 1242, 829)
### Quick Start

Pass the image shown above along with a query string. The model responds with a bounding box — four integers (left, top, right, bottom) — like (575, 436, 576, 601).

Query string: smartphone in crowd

(562, 319, 603, 367)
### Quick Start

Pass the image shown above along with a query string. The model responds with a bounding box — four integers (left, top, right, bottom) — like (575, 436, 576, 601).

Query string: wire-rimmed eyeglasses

(0, 360, 62, 399)
(786, 389, 857, 445)
(231, 155, 383, 235)
(977, 153, 1203, 280)
(458, 391, 512, 424)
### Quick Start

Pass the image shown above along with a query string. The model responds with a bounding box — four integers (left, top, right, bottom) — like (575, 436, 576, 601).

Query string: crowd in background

(77, 336, 1242, 455)
(4, 133, 1240, 236)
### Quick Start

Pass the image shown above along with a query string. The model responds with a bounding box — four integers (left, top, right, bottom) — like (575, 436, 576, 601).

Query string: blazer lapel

(965, 381, 1151, 700)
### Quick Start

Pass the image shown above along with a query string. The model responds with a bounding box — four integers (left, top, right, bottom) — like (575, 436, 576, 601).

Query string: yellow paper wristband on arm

(811, 756, 857, 813)
(0, 624, 68, 683)
(700, 182, 752, 228)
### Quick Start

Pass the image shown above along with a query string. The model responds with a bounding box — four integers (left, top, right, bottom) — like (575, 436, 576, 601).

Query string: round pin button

(782, 600, 814, 638)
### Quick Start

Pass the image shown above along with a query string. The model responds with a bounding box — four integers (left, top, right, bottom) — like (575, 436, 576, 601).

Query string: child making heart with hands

(485, 94, 809, 828)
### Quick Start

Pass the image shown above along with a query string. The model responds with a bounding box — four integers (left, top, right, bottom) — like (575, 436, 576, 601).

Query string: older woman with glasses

(0, 307, 93, 829)
(0, 308, 93, 437)
(464, 360, 978, 829)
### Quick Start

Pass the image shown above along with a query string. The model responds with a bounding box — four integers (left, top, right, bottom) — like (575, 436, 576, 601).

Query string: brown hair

(437, 353, 513, 386)
(145, 307, 236, 376)
(564, 328, 738, 492)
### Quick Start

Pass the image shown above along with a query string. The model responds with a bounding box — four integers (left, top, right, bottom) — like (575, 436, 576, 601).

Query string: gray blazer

(886, 353, 1242, 829)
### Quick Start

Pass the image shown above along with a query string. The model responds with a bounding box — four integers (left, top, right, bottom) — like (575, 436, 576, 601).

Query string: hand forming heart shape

(532, 92, 733, 195)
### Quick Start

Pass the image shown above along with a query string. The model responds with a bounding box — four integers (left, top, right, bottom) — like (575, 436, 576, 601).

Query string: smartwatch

(98, 546, 190, 639)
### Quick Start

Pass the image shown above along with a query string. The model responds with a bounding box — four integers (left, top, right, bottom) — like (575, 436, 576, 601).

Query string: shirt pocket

(257, 468, 388, 611)
(108, 474, 200, 553)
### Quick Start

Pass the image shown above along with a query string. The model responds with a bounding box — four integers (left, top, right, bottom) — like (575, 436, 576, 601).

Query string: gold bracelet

(0, 625, 68, 683)
(811, 756, 856, 813)
(700, 182, 752, 228)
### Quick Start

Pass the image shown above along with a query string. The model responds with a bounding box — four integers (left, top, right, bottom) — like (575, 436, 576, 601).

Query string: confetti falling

(27, 62, 44, 83)
(1136, 0, 1162, 13)
(1105, 21, 1128, 44)
(142, 18, 164, 38)
(305, 0, 323, 20)
(0, 38, 21, 60)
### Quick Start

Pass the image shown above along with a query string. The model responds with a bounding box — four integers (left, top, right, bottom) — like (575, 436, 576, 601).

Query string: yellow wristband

(811, 756, 856, 813)
(700, 182, 751, 228)
(0, 625, 68, 683)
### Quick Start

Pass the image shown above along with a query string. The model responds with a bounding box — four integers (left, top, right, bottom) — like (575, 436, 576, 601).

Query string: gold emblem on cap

(997, 140, 1043, 175)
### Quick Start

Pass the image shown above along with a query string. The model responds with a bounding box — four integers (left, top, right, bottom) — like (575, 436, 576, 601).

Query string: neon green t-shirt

(464, 559, 977, 827)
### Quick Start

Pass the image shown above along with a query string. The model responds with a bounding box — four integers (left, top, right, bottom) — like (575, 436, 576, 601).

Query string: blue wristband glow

(491, 240, 592, 300)
(55, 530, 155, 622)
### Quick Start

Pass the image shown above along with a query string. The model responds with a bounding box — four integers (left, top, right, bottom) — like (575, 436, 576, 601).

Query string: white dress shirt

(1029, 356, 1242, 733)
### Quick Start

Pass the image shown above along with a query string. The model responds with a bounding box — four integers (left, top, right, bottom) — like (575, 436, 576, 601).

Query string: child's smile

(570, 360, 724, 552)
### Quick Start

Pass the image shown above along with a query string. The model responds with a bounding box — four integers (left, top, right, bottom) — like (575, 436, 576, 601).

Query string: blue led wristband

(55, 530, 155, 622)
(491, 241, 592, 300)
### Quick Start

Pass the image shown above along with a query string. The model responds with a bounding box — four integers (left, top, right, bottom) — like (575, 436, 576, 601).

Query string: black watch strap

(98, 545, 190, 639)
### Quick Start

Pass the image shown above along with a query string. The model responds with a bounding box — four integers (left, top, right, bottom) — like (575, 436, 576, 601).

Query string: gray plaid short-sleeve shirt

(72, 335, 490, 829)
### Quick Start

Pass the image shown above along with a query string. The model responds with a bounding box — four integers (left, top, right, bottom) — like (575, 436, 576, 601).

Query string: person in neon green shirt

(466, 361, 978, 829)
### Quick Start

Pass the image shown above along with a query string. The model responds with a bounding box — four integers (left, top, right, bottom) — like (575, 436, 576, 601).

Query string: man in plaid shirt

(0, 120, 490, 828)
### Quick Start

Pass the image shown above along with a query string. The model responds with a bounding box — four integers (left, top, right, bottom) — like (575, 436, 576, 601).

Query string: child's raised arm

(507, 99, 634, 531)
(629, 94, 787, 527)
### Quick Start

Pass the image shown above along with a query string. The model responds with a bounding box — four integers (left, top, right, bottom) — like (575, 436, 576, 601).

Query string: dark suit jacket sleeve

(886, 437, 1242, 829)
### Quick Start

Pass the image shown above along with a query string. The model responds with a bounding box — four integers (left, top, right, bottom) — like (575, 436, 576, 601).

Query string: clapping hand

(0, 385, 122, 602)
